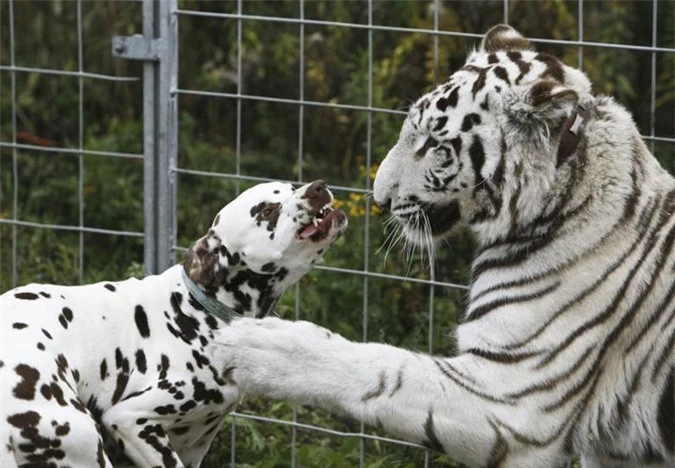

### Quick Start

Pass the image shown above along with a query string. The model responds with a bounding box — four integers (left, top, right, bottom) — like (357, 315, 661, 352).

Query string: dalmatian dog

(0, 180, 347, 468)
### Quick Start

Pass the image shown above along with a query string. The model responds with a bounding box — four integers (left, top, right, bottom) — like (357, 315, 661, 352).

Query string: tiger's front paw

(214, 317, 342, 398)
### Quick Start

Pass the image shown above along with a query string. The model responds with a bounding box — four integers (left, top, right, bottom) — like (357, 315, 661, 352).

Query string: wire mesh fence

(1, 1, 673, 467)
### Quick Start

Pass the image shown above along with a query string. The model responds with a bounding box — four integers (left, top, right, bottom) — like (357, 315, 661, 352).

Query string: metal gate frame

(113, 0, 178, 275)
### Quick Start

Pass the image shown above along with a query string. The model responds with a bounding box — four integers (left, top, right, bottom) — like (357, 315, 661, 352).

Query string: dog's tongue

(298, 223, 320, 240)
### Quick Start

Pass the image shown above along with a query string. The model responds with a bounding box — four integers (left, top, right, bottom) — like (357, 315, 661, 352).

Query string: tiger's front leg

(216, 317, 569, 468)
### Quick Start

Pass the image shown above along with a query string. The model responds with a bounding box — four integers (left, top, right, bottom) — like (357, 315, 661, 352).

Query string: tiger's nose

(377, 198, 392, 213)
(301, 180, 332, 211)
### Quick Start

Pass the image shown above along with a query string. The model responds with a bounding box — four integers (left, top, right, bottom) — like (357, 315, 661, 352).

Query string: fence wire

(1, 1, 674, 467)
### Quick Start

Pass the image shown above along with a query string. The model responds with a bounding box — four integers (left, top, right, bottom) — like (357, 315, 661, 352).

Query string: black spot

(104, 283, 116, 292)
(187, 293, 205, 311)
(111, 373, 129, 405)
(154, 405, 176, 415)
(37, 343, 45, 351)
(493, 66, 510, 84)
(448, 89, 462, 109)
(13, 365, 40, 400)
(461, 113, 481, 133)
(12, 322, 28, 330)
(15, 292, 39, 300)
(137, 425, 178, 468)
(159, 355, 170, 380)
(173, 309, 199, 342)
(39, 292, 50, 298)
(62, 307, 73, 322)
(100, 359, 108, 380)
(191, 350, 210, 368)
(41, 329, 53, 340)
(261, 262, 276, 272)
(192, 377, 224, 405)
(487, 53, 499, 64)
(135, 350, 147, 374)
(7, 410, 41, 428)
(205, 315, 218, 330)
(54, 422, 70, 436)
(180, 400, 197, 412)
(134, 305, 151, 338)
(115, 348, 124, 369)
(433, 116, 449, 132)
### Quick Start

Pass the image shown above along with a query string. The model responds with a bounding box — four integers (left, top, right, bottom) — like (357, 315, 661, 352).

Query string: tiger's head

(373, 25, 593, 245)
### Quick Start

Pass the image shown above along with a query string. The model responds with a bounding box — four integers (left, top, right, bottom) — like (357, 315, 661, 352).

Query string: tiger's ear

(506, 80, 578, 125)
(480, 24, 535, 53)
(528, 80, 579, 120)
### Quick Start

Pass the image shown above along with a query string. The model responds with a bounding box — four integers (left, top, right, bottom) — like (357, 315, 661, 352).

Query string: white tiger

(216, 25, 675, 467)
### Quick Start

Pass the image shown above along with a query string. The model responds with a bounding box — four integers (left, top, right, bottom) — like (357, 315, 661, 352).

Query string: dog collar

(181, 268, 241, 324)
(557, 104, 590, 166)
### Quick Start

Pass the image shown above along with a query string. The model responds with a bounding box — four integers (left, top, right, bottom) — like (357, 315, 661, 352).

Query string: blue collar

(181, 268, 240, 324)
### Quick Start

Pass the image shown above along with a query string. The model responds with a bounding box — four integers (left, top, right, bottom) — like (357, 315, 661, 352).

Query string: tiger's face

(374, 25, 592, 245)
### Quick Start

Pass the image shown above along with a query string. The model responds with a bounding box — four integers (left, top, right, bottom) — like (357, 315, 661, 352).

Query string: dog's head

(183, 180, 347, 315)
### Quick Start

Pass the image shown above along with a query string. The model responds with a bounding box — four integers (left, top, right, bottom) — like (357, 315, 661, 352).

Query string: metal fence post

(113, 0, 178, 275)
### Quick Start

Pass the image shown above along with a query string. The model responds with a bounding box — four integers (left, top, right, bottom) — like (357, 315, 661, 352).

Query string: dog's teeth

(312, 217, 319, 227)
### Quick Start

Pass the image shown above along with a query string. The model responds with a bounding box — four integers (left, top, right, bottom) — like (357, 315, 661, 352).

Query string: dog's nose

(302, 180, 332, 211)
(306, 180, 327, 198)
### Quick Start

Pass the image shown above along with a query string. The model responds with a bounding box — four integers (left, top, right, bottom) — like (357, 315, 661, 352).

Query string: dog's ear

(183, 234, 222, 291)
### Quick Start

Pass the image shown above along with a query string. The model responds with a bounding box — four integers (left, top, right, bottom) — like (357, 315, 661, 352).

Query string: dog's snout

(302, 180, 332, 210)
(306, 180, 327, 199)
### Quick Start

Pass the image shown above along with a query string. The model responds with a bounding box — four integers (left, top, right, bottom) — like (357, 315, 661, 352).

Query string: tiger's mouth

(297, 203, 347, 242)
(395, 199, 462, 240)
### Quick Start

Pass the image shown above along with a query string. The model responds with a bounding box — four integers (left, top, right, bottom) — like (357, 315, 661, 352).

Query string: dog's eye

(261, 206, 273, 217)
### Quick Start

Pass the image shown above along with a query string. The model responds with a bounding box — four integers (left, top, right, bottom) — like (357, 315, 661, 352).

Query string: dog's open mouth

(297, 204, 347, 241)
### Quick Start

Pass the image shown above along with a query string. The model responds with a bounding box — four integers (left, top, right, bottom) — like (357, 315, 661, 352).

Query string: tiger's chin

(395, 199, 463, 246)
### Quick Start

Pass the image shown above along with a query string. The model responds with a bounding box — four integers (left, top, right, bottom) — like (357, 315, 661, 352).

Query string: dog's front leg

(102, 396, 185, 468)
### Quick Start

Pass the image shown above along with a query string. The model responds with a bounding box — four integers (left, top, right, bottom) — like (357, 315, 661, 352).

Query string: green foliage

(0, 1, 672, 466)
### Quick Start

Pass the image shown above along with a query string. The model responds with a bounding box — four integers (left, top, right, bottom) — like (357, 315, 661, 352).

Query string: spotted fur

(217, 26, 675, 468)
(0, 181, 347, 468)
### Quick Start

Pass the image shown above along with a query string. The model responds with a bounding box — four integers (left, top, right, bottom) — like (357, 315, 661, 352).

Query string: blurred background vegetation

(1, 1, 673, 467)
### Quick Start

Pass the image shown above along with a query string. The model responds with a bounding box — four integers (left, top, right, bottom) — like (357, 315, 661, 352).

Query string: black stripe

(465, 281, 560, 323)
(486, 421, 509, 468)
(433, 359, 512, 404)
(507, 346, 594, 399)
(501, 198, 660, 349)
(540, 216, 675, 369)
(361, 372, 387, 401)
(423, 411, 445, 453)
(468, 135, 485, 188)
(658, 369, 675, 454)
(625, 280, 675, 354)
